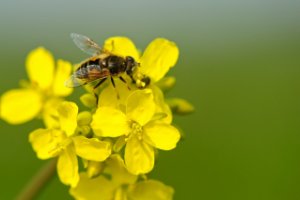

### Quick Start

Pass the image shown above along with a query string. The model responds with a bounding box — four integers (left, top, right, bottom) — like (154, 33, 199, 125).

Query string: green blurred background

(1, 0, 300, 199)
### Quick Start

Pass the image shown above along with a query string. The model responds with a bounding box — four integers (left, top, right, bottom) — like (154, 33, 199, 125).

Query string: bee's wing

(71, 33, 102, 56)
(65, 66, 110, 88)
(64, 74, 88, 87)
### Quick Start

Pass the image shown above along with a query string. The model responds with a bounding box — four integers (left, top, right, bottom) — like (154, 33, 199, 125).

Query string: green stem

(16, 159, 57, 200)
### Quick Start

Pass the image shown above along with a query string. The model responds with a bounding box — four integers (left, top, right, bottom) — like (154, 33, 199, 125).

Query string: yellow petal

(106, 154, 137, 186)
(29, 129, 66, 159)
(126, 89, 155, 126)
(57, 101, 78, 137)
(152, 85, 172, 124)
(57, 145, 79, 187)
(42, 98, 62, 129)
(86, 161, 104, 178)
(69, 173, 115, 200)
(91, 107, 130, 137)
(125, 136, 154, 175)
(143, 122, 180, 150)
(52, 59, 73, 96)
(73, 136, 111, 161)
(26, 47, 55, 90)
(103, 37, 140, 61)
(0, 89, 42, 124)
(140, 38, 179, 82)
(128, 179, 174, 200)
(114, 187, 127, 200)
(98, 84, 121, 109)
(98, 79, 132, 109)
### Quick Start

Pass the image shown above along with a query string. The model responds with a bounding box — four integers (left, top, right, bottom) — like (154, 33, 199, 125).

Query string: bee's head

(125, 56, 139, 75)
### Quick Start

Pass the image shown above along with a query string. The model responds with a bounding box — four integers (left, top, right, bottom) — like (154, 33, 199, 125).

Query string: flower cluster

(0, 36, 194, 200)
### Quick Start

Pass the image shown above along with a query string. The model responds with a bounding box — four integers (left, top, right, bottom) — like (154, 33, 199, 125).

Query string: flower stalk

(16, 159, 57, 200)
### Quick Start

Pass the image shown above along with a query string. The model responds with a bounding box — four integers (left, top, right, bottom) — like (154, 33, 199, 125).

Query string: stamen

(130, 121, 143, 140)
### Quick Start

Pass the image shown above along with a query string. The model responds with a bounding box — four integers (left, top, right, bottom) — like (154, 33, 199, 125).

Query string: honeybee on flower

(65, 33, 142, 98)
(1, 34, 194, 200)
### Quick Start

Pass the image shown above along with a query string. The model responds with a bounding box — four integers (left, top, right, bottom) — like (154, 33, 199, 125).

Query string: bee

(65, 33, 140, 93)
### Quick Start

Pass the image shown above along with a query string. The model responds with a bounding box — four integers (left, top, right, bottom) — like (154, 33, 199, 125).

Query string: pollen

(130, 121, 143, 140)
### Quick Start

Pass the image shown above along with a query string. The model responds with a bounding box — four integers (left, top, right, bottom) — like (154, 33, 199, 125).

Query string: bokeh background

(1, 0, 300, 199)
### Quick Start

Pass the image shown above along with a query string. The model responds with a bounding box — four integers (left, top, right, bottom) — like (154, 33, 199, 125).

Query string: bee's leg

(93, 78, 107, 104)
(119, 76, 131, 90)
(93, 78, 107, 89)
(93, 93, 99, 106)
(110, 77, 120, 99)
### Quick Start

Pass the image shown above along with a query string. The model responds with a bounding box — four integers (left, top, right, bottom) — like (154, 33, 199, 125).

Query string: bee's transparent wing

(71, 33, 102, 56)
(65, 66, 110, 88)
(65, 74, 88, 87)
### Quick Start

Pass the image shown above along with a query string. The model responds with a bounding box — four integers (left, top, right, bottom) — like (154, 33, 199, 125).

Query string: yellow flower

(102, 36, 194, 116)
(29, 101, 111, 186)
(98, 80, 173, 124)
(0, 47, 73, 125)
(1, 36, 189, 199)
(91, 89, 180, 175)
(103, 36, 179, 85)
(70, 154, 174, 200)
